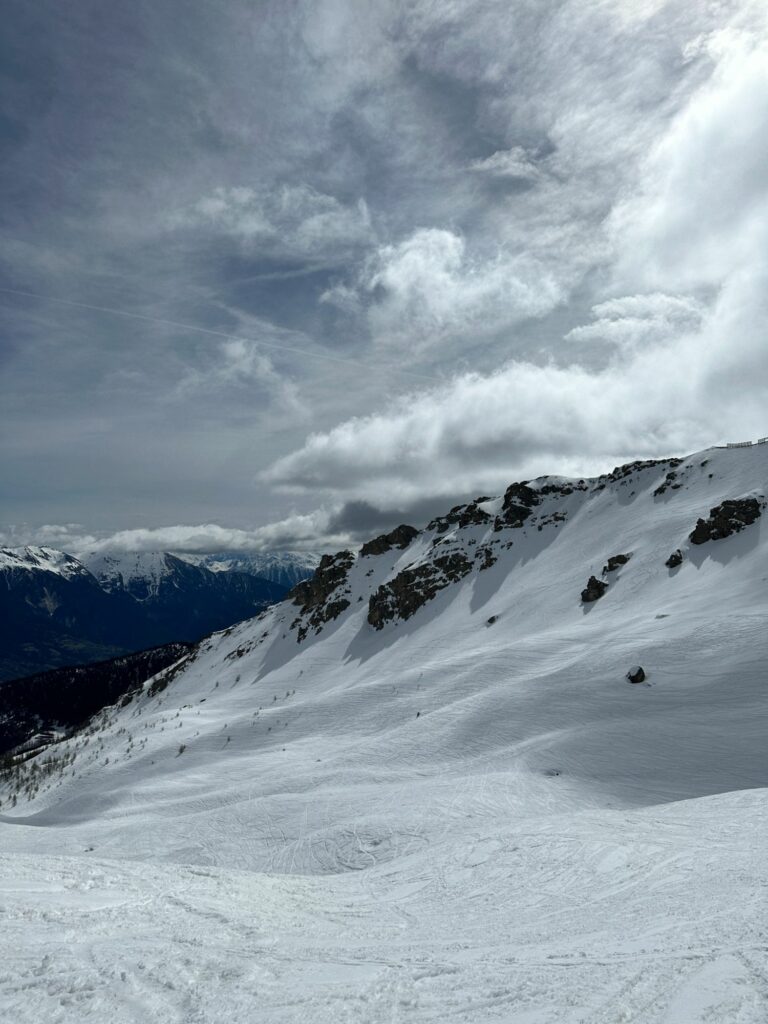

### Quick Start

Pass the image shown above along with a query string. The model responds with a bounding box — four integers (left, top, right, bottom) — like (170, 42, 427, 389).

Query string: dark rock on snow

(368, 553, 473, 629)
(689, 498, 762, 545)
(494, 482, 541, 530)
(602, 553, 631, 574)
(581, 576, 608, 603)
(666, 549, 684, 568)
(360, 524, 419, 557)
(289, 551, 355, 642)
(626, 665, 646, 684)
(428, 500, 492, 534)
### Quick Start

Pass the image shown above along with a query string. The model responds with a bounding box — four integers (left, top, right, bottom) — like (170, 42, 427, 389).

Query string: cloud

(322, 228, 564, 356)
(565, 294, 706, 349)
(1, 512, 344, 557)
(263, 14, 768, 510)
(609, 28, 768, 292)
(3, 0, 768, 545)
(264, 277, 767, 507)
(469, 147, 542, 180)
(174, 335, 304, 416)
(174, 183, 374, 263)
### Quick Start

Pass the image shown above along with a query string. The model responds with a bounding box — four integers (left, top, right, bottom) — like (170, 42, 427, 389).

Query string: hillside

(0, 549, 289, 681)
(0, 443, 766, 1022)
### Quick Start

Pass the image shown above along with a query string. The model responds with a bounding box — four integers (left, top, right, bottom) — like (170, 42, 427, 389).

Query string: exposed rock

(476, 546, 497, 570)
(359, 524, 419, 557)
(486, 615, 498, 625)
(665, 549, 683, 568)
(626, 665, 646, 684)
(289, 551, 355, 642)
(610, 457, 681, 482)
(602, 553, 631, 574)
(289, 551, 354, 610)
(493, 481, 541, 530)
(654, 470, 680, 497)
(689, 498, 762, 545)
(427, 500, 492, 534)
(581, 575, 608, 603)
(368, 552, 473, 629)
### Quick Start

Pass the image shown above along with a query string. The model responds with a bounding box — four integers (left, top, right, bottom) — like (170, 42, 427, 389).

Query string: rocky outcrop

(289, 551, 354, 609)
(494, 482, 541, 530)
(581, 576, 608, 603)
(368, 552, 473, 629)
(289, 551, 355, 642)
(428, 501, 492, 534)
(689, 498, 762, 545)
(602, 553, 631, 574)
(609, 457, 680, 482)
(665, 549, 683, 568)
(476, 545, 497, 570)
(360, 524, 419, 557)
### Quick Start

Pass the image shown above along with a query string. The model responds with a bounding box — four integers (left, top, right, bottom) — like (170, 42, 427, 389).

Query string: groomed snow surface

(1, 445, 767, 1023)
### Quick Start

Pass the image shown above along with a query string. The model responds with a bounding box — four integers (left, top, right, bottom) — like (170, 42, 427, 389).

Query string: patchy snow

(1, 444, 767, 1022)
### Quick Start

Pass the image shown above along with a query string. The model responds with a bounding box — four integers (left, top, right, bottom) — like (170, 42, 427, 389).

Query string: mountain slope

(1, 444, 767, 1022)
(180, 549, 321, 588)
(0, 549, 288, 681)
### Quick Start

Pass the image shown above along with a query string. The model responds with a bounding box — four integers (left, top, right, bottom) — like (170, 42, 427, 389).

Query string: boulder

(602, 553, 631, 574)
(581, 575, 608, 603)
(665, 549, 683, 568)
(626, 665, 646, 684)
(689, 498, 762, 545)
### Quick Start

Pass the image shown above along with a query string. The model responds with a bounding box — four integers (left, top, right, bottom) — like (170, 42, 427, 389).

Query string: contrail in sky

(0, 286, 444, 384)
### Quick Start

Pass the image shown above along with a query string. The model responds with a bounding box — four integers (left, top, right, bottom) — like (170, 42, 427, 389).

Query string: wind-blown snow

(1, 445, 767, 1022)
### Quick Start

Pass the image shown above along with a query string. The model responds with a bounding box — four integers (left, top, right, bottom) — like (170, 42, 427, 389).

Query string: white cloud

(469, 147, 542, 180)
(1, 511, 346, 557)
(322, 228, 564, 356)
(260, 13, 768, 512)
(263, 290, 766, 507)
(566, 294, 706, 349)
(175, 183, 374, 261)
(610, 28, 768, 292)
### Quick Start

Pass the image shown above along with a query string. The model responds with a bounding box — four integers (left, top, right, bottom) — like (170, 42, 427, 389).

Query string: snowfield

(1, 445, 767, 1022)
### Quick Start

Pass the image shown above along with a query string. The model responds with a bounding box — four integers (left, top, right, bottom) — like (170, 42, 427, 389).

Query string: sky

(2, 0, 768, 554)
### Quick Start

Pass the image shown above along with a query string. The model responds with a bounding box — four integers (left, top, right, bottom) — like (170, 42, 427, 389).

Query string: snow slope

(1, 444, 767, 1022)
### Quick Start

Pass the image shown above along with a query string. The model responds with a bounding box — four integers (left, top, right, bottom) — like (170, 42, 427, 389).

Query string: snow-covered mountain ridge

(1, 443, 767, 1022)
(0, 548, 296, 680)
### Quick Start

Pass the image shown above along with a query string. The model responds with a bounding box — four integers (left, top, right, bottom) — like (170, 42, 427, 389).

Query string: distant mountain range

(0, 547, 320, 682)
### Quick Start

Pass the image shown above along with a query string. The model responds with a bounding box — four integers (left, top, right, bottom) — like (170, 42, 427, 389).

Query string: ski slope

(1, 444, 767, 1022)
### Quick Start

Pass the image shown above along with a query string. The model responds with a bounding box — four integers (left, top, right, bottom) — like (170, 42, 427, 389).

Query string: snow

(1, 445, 767, 1021)
(0, 546, 90, 579)
(180, 549, 322, 584)
(81, 550, 177, 596)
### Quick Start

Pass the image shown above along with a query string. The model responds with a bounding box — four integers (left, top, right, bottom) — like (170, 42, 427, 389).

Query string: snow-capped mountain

(178, 549, 320, 588)
(0, 549, 289, 681)
(0, 545, 91, 580)
(1, 443, 767, 1021)
(81, 549, 183, 599)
